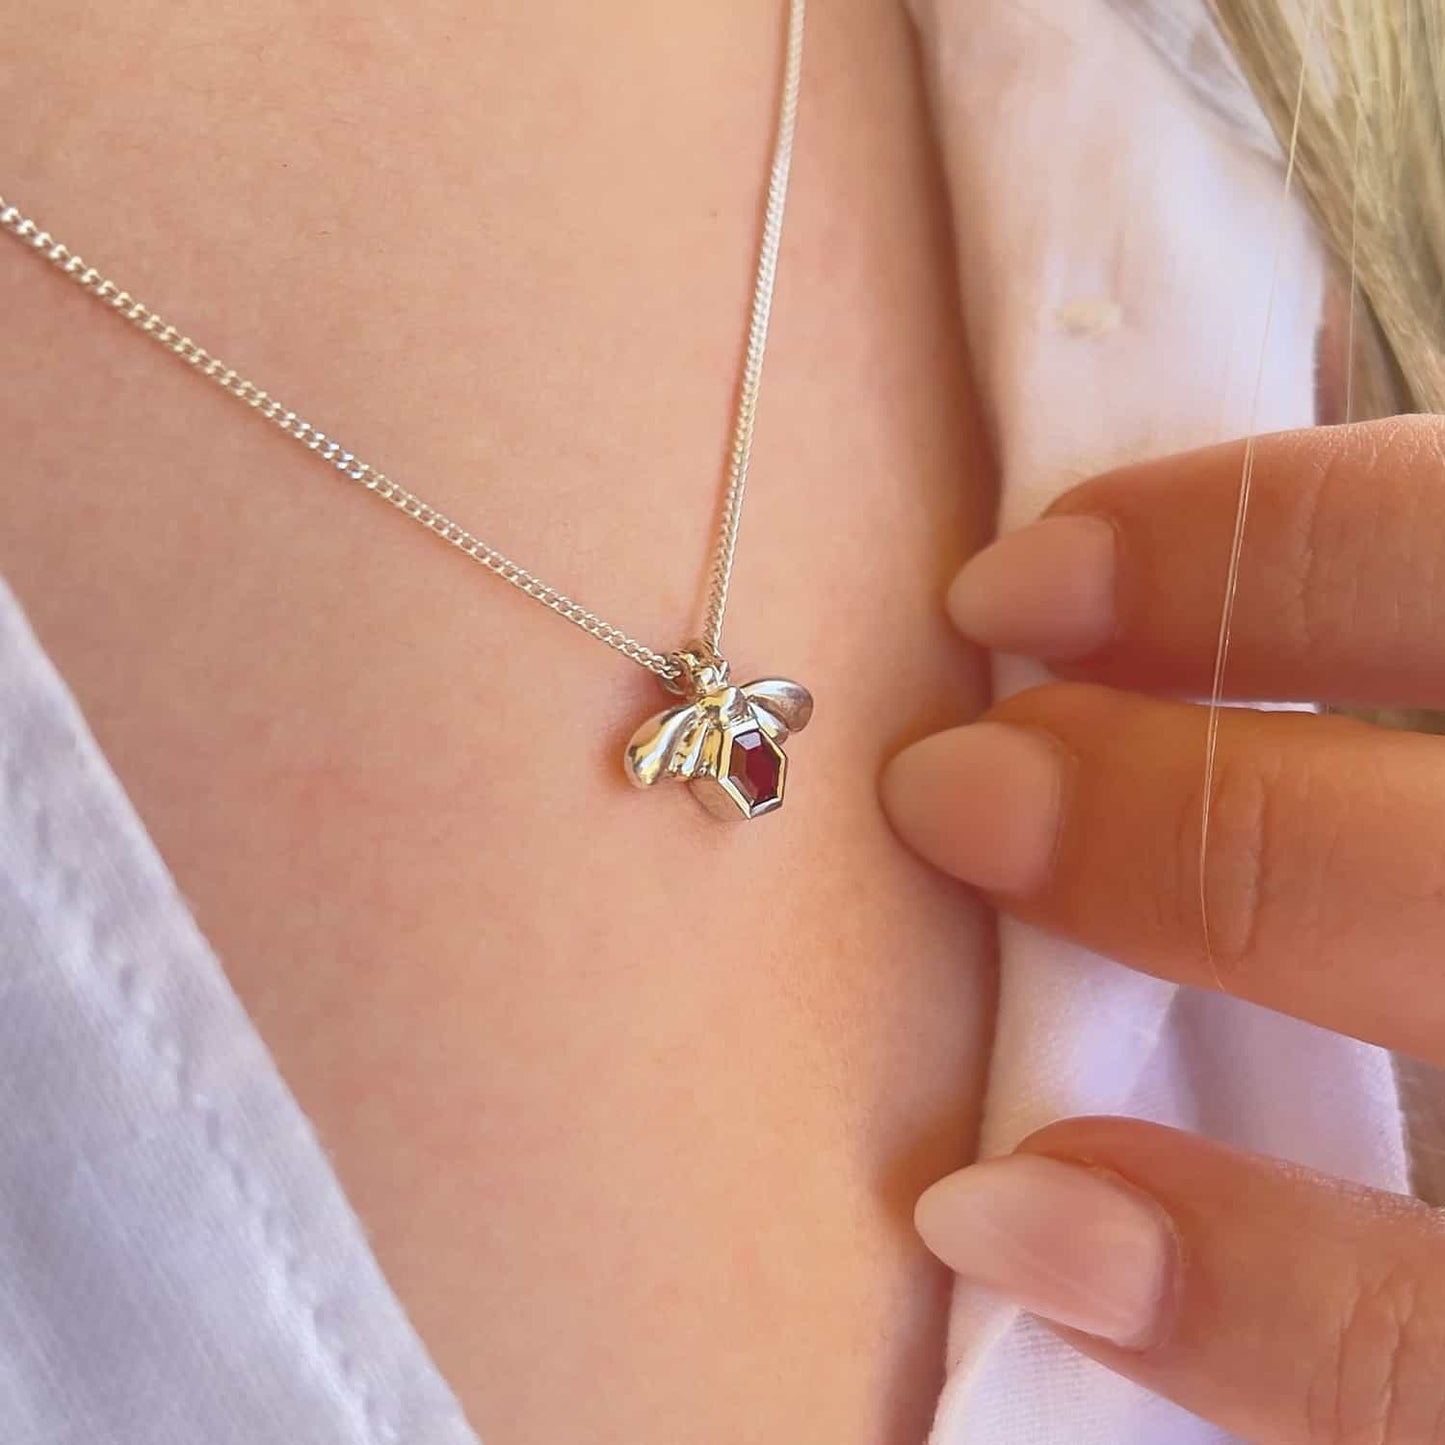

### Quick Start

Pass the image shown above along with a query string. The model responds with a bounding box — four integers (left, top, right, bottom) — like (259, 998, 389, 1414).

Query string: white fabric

(0, 589, 479, 1444)
(908, 2, 1411, 1442)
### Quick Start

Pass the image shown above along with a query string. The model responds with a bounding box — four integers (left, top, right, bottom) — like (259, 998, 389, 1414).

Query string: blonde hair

(1211, 0, 1445, 416)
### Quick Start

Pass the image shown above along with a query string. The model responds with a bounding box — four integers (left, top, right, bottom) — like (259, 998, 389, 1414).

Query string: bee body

(624, 653, 813, 821)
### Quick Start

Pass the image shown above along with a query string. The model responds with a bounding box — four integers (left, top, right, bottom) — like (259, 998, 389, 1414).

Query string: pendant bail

(662, 640, 730, 698)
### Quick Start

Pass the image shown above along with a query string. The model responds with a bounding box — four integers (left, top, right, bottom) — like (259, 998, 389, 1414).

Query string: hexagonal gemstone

(726, 726, 784, 812)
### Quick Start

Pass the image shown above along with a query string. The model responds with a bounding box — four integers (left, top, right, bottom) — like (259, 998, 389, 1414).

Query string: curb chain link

(0, 0, 804, 688)
(0, 200, 677, 678)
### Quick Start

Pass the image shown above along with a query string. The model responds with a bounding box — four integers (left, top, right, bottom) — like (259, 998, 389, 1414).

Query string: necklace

(0, 0, 810, 823)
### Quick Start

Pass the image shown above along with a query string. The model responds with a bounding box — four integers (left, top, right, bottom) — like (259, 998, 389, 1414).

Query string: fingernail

(947, 514, 1118, 659)
(915, 1155, 1175, 1349)
(880, 722, 1065, 894)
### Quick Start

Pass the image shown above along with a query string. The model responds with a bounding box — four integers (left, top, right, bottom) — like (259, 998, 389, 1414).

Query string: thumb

(916, 1117, 1445, 1444)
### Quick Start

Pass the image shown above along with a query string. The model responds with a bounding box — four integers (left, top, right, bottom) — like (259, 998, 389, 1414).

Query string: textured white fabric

(908, 2, 1412, 1442)
(0, 588, 479, 1444)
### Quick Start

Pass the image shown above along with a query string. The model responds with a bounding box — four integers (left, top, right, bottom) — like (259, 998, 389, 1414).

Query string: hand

(881, 416, 1445, 1444)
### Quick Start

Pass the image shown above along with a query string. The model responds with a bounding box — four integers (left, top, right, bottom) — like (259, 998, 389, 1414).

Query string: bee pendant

(624, 647, 813, 821)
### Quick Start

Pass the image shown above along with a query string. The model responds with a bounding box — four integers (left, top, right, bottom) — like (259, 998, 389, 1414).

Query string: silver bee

(624, 649, 813, 821)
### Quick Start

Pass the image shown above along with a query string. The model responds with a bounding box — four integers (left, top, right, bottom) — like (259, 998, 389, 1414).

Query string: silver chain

(0, 0, 804, 687)
(699, 0, 805, 660)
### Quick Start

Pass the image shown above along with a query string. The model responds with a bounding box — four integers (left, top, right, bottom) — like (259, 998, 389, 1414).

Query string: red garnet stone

(725, 726, 785, 814)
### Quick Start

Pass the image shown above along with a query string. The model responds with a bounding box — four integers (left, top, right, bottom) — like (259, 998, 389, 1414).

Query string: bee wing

(625, 702, 705, 788)
(740, 679, 814, 741)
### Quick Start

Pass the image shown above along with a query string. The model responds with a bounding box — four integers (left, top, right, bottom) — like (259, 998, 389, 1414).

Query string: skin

(0, 4, 995, 1444)
(886, 417, 1445, 1442)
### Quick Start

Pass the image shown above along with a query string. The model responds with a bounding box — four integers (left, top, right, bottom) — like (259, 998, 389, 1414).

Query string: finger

(945, 415, 1445, 708)
(913, 1117, 1445, 1445)
(880, 682, 1445, 1063)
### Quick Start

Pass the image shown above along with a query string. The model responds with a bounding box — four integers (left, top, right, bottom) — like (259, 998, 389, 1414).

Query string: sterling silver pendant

(624, 646, 813, 821)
